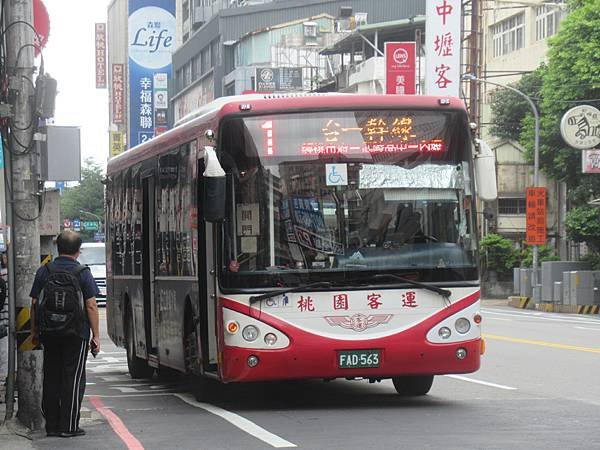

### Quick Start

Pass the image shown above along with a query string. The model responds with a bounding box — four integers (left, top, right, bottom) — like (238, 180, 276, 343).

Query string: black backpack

(37, 263, 89, 337)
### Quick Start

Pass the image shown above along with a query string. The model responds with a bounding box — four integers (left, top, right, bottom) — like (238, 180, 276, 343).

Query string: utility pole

(468, 0, 481, 130)
(5, 0, 43, 430)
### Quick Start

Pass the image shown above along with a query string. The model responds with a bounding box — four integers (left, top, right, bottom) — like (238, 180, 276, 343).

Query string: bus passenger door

(198, 164, 219, 374)
(142, 176, 158, 360)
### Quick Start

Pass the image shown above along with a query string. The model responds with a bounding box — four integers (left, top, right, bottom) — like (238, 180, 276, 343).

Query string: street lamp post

(462, 74, 541, 291)
(79, 209, 104, 235)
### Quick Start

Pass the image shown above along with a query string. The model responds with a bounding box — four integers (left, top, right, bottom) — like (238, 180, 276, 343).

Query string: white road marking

(98, 375, 130, 382)
(575, 326, 600, 331)
(445, 375, 517, 390)
(84, 393, 172, 398)
(483, 308, 600, 325)
(174, 392, 297, 448)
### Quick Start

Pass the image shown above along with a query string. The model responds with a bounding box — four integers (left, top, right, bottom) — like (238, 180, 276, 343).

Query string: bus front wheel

(125, 306, 155, 379)
(392, 375, 434, 396)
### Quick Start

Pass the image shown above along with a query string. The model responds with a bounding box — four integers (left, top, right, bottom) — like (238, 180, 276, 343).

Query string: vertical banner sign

(95, 23, 107, 89)
(384, 42, 416, 95)
(526, 187, 547, 245)
(110, 131, 125, 157)
(153, 72, 168, 135)
(425, 0, 461, 97)
(112, 64, 125, 124)
(128, 0, 175, 149)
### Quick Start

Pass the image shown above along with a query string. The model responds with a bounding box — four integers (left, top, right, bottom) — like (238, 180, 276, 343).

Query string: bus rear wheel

(125, 306, 155, 379)
(392, 375, 434, 396)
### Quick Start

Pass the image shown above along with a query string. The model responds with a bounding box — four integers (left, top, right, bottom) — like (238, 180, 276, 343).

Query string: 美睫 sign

(384, 42, 416, 95)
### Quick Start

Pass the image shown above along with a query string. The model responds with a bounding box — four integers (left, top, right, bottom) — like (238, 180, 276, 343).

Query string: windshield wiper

(249, 281, 333, 305)
(371, 274, 451, 298)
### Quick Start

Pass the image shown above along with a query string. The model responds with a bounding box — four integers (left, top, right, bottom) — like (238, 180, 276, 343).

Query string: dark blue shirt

(30, 256, 100, 340)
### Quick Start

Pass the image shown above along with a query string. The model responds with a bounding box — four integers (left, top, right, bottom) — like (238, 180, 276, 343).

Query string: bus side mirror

(202, 146, 226, 222)
(203, 176, 226, 222)
(473, 139, 498, 202)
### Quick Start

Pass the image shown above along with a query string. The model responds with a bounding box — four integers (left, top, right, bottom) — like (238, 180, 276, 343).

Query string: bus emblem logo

(324, 314, 393, 332)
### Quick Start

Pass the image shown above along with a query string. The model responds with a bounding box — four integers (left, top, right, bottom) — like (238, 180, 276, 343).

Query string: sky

(42, 0, 110, 168)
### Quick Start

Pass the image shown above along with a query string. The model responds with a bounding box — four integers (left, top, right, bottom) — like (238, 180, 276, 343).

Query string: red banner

(112, 64, 125, 124)
(384, 42, 416, 95)
(95, 23, 107, 89)
(526, 187, 547, 245)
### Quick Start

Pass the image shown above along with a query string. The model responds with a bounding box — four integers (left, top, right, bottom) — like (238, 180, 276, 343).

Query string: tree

(564, 206, 600, 252)
(522, 0, 600, 256)
(489, 66, 545, 142)
(489, 0, 600, 258)
(60, 158, 105, 240)
(519, 0, 600, 189)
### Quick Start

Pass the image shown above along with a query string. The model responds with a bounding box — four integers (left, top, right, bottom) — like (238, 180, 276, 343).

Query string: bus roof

(107, 93, 467, 176)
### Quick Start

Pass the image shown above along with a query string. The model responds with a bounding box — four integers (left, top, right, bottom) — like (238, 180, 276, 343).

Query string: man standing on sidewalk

(30, 231, 100, 438)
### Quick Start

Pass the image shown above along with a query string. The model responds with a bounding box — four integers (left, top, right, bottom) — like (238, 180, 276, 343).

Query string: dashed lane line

(485, 334, 600, 354)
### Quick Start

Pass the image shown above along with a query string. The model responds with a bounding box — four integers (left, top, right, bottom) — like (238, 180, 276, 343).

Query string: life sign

(526, 187, 547, 245)
(128, 5, 175, 70)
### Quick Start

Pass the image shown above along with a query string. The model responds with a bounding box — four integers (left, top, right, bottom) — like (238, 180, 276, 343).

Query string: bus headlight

(438, 327, 451, 339)
(264, 333, 278, 346)
(242, 325, 260, 342)
(455, 318, 471, 334)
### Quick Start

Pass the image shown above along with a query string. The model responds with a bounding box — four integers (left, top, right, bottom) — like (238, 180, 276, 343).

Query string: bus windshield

(219, 109, 478, 290)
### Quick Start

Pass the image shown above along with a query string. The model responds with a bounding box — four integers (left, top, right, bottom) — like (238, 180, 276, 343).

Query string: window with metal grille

(498, 198, 527, 215)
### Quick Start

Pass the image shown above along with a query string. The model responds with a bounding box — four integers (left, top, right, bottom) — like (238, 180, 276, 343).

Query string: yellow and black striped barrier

(16, 306, 39, 351)
(41, 254, 52, 265)
(509, 296, 531, 309)
(518, 297, 531, 309)
(577, 305, 600, 315)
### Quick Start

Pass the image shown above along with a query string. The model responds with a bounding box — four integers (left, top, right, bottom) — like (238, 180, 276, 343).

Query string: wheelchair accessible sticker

(325, 164, 348, 186)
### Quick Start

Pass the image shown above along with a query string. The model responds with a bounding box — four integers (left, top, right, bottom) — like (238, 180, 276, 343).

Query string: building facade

(171, 0, 425, 122)
(480, 0, 567, 254)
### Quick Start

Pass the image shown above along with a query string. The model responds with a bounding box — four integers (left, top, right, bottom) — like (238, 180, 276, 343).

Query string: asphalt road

(31, 302, 600, 450)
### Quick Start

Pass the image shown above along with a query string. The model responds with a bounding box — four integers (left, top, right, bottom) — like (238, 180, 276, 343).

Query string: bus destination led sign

(300, 141, 445, 155)
(301, 115, 445, 155)
(256, 114, 449, 157)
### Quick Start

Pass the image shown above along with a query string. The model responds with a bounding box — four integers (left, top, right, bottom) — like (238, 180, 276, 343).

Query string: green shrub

(519, 244, 560, 268)
(480, 234, 519, 274)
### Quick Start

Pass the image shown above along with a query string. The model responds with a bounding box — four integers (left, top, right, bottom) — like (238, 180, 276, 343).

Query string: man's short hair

(56, 231, 82, 256)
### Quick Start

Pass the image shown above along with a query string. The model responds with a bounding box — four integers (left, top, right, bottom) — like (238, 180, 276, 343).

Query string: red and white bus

(106, 93, 495, 396)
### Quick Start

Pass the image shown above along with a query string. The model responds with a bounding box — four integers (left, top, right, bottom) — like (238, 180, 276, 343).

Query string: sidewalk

(0, 387, 37, 450)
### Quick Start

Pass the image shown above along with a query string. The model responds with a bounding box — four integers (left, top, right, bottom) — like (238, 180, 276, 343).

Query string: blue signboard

(128, 0, 175, 149)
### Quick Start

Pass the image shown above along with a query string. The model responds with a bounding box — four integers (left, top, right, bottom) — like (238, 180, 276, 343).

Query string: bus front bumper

(220, 337, 481, 383)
